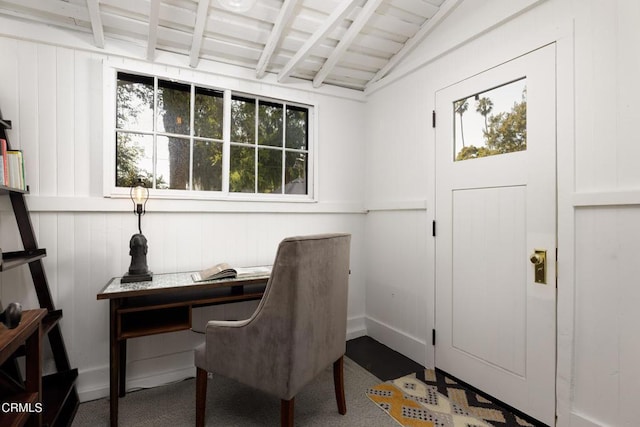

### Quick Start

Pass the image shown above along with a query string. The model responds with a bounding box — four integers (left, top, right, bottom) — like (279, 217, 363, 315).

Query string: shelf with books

(0, 109, 79, 425)
(0, 139, 26, 190)
(0, 183, 28, 195)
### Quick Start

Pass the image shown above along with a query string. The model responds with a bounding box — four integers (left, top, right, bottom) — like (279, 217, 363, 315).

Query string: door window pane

(454, 78, 527, 161)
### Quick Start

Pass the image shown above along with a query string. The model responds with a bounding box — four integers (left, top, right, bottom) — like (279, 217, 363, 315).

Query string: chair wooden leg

(333, 356, 347, 415)
(196, 367, 208, 427)
(281, 398, 294, 427)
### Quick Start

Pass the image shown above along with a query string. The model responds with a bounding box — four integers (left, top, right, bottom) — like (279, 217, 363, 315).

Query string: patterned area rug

(366, 370, 537, 427)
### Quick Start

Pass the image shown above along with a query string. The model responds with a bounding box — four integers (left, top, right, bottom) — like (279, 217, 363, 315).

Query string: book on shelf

(191, 263, 272, 282)
(6, 150, 25, 190)
(0, 138, 7, 186)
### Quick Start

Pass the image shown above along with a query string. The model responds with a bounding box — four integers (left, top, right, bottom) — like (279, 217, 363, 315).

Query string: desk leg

(25, 322, 42, 427)
(119, 339, 127, 397)
(110, 299, 120, 427)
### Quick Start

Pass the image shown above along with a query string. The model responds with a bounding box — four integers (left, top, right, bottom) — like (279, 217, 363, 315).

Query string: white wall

(564, 2, 640, 426)
(3, 1, 640, 425)
(366, 0, 640, 426)
(364, 0, 568, 368)
(0, 18, 368, 402)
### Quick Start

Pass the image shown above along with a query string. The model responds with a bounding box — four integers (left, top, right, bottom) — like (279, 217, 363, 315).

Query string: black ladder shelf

(0, 112, 79, 426)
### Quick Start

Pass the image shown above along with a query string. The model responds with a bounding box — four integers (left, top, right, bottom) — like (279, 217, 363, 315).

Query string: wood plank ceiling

(0, 0, 459, 91)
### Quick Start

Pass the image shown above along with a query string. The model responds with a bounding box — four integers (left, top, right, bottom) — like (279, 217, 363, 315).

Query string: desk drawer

(117, 306, 191, 340)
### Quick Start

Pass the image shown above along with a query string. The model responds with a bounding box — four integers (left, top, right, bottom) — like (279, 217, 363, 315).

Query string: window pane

(195, 87, 223, 139)
(286, 106, 308, 150)
(116, 132, 154, 187)
(257, 148, 282, 193)
(193, 140, 223, 191)
(157, 136, 190, 189)
(258, 101, 283, 147)
(230, 145, 255, 193)
(454, 78, 527, 161)
(285, 151, 307, 195)
(157, 80, 191, 135)
(116, 73, 154, 131)
(231, 96, 255, 143)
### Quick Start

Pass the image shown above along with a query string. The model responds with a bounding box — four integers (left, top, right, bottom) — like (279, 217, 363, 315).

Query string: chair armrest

(206, 318, 251, 328)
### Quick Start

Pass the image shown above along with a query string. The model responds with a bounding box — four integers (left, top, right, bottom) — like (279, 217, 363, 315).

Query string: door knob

(530, 249, 547, 284)
(530, 253, 544, 265)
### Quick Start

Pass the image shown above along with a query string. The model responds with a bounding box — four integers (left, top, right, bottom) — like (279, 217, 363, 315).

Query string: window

(114, 72, 311, 198)
(453, 78, 527, 161)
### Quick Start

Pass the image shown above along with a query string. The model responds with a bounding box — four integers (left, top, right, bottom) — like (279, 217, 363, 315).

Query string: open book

(191, 263, 272, 282)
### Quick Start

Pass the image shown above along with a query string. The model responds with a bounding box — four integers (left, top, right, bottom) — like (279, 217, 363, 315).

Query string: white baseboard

(570, 411, 607, 427)
(76, 350, 196, 403)
(77, 316, 368, 403)
(365, 316, 427, 366)
(347, 315, 367, 340)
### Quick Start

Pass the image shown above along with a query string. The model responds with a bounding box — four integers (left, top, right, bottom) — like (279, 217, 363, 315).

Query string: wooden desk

(0, 309, 46, 427)
(97, 271, 270, 427)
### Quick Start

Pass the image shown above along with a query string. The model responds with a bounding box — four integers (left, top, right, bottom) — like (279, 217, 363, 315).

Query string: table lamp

(121, 179, 153, 283)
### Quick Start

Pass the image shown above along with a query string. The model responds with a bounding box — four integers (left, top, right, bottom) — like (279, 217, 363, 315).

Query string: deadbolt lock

(530, 249, 547, 284)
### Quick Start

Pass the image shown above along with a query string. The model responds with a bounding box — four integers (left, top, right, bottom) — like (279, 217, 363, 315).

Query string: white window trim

(102, 59, 317, 203)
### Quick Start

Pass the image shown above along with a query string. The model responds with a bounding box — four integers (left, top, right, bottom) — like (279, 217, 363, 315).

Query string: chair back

(256, 233, 351, 398)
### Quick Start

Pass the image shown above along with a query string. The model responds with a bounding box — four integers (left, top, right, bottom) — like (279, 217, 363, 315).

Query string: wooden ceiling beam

(256, 0, 299, 79)
(147, 0, 161, 61)
(365, 0, 463, 88)
(313, 0, 384, 88)
(277, 0, 360, 83)
(189, 0, 212, 68)
(0, 0, 88, 21)
(86, 0, 105, 48)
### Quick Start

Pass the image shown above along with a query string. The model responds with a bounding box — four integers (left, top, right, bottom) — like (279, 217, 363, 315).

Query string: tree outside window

(454, 78, 527, 161)
(115, 72, 310, 196)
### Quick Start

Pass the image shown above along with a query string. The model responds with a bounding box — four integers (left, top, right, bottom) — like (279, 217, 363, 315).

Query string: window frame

(103, 62, 316, 202)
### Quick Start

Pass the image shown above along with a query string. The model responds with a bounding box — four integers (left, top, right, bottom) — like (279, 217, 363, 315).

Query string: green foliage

(116, 74, 308, 194)
(116, 136, 152, 188)
(158, 82, 191, 190)
(116, 135, 166, 188)
(475, 96, 494, 132)
(456, 88, 526, 161)
(230, 145, 255, 193)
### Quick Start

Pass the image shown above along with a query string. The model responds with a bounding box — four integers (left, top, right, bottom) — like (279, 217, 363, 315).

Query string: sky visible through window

(454, 78, 527, 161)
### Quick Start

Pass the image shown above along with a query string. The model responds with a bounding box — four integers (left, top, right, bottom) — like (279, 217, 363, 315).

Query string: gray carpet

(73, 357, 397, 426)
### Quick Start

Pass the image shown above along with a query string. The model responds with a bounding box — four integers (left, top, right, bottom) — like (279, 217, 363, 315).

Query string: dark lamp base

(0, 302, 22, 329)
(121, 271, 153, 284)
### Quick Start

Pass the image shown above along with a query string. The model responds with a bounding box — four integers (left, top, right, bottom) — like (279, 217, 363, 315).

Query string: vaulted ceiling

(0, 0, 459, 91)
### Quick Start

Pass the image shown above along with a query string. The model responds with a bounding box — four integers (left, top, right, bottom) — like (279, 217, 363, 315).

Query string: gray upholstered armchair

(194, 233, 352, 427)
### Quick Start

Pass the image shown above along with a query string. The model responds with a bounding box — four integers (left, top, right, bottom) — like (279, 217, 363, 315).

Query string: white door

(434, 45, 556, 425)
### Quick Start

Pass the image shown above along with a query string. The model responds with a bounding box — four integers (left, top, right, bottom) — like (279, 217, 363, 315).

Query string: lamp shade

(130, 179, 149, 215)
(217, 0, 257, 12)
(132, 184, 147, 205)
